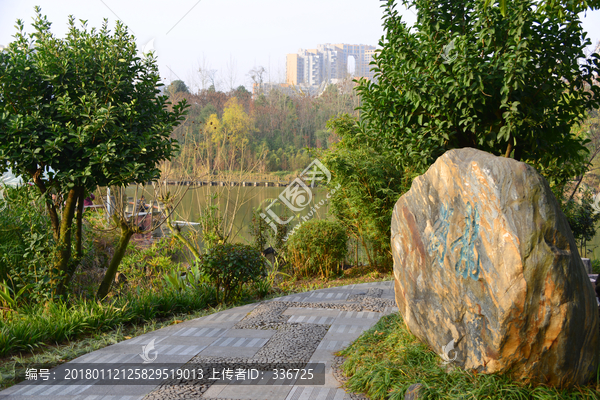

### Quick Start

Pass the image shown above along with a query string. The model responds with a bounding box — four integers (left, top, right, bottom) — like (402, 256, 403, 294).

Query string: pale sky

(1, 1, 600, 92)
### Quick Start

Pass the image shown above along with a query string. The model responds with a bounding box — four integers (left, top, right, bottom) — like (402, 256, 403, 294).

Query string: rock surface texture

(391, 148, 599, 387)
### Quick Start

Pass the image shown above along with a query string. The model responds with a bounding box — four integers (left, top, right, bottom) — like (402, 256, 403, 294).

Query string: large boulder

(391, 148, 599, 386)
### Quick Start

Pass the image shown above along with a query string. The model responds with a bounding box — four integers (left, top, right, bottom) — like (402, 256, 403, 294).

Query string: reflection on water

(125, 185, 331, 244)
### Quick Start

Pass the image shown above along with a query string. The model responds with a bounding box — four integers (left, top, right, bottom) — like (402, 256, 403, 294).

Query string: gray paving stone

(308, 349, 339, 363)
(160, 336, 219, 347)
(203, 312, 248, 323)
(203, 383, 294, 399)
(316, 340, 351, 352)
(74, 353, 140, 363)
(321, 330, 368, 342)
(77, 384, 155, 397)
(211, 336, 269, 348)
(287, 315, 336, 325)
(0, 397, 93, 400)
(327, 323, 374, 335)
(0, 281, 397, 400)
(382, 306, 399, 315)
(197, 345, 262, 358)
(224, 329, 276, 339)
(282, 308, 341, 318)
(308, 291, 349, 300)
(170, 326, 229, 337)
(285, 386, 348, 400)
(274, 294, 312, 302)
(337, 311, 381, 320)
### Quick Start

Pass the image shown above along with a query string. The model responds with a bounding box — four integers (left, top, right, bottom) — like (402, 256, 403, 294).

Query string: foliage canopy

(0, 8, 188, 296)
(358, 0, 600, 192)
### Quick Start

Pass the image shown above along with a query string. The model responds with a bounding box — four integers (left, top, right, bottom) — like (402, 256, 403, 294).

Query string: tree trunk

(504, 140, 513, 158)
(358, 232, 375, 269)
(74, 187, 85, 262)
(166, 211, 202, 260)
(30, 168, 60, 241)
(53, 187, 80, 298)
(96, 217, 135, 300)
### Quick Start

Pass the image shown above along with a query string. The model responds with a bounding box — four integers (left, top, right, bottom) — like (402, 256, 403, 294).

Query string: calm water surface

(125, 185, 332, 245)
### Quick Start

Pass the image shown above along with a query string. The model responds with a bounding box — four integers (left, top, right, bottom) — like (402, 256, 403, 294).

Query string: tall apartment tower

(286, 43, 376, 86)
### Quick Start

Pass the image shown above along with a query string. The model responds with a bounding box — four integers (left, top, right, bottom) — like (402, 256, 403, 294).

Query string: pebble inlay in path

(0, 281, 398, 400)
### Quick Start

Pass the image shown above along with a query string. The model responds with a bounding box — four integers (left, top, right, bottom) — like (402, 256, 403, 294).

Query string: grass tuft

(0, 283, 218, 358)
(338, 313, 600, 400)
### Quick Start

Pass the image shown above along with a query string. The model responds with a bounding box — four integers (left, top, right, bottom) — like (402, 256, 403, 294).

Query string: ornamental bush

(0, 185, 55, 304)
(287, 220, 348, 278)
(199, 243, 266, 303)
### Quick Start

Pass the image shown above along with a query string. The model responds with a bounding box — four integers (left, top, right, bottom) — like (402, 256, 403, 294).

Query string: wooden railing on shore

(160, 173, 296, 187)
(162, 180, 289, 187)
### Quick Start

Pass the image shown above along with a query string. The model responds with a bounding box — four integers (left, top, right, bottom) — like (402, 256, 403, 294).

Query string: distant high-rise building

(286, 43, 376, 87)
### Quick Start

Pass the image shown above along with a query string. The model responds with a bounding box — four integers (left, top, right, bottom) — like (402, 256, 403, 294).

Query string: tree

(219, 97, 256, 151)
(95, 184, 184, 299)
(358, 0, 600, 194)
(485, 0, 600, 17)
(248, 66, 267, 95)
(322, 114, 409, 270)
(0, 8, 188, 297)
(168, 79, 190, 95)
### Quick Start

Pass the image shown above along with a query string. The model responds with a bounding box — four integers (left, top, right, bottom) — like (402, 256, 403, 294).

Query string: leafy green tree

(486, 0, 600, 17)
(358, 0, 600, 194)
(198, 103, 218, 123)
(562, 187, 600, 256)
(168, 79, 190, 95)
(0, 8, 188, 297)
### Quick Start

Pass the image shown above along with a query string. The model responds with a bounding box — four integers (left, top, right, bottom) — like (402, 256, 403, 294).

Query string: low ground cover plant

(338, 313, 600, 399)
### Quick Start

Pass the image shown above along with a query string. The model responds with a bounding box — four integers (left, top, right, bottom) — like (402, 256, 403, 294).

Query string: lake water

(123, 184, 332, 246)
(115, 184, 600, 268)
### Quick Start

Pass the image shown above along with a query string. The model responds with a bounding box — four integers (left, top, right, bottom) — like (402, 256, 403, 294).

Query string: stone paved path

(0, 281, 398, 400)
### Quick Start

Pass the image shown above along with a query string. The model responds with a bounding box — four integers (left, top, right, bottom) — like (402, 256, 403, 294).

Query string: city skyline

(286, 43, 377, 88)
(0, 0, 393, 93)
(2, 1, 600, 94)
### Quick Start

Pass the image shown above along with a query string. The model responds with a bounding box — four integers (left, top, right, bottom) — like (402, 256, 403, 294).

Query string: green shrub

(592, 259, 600, 275)
(0, 185, 55, 304)
(199, 243, 266, 303)
(287, 219, 348, 278)
(560, 187, 600, 257)
(249, 205, 289, 258)
(322, 115, 408, 272)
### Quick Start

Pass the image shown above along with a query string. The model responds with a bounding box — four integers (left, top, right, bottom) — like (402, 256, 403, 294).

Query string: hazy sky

(1, 1, 600, 92)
